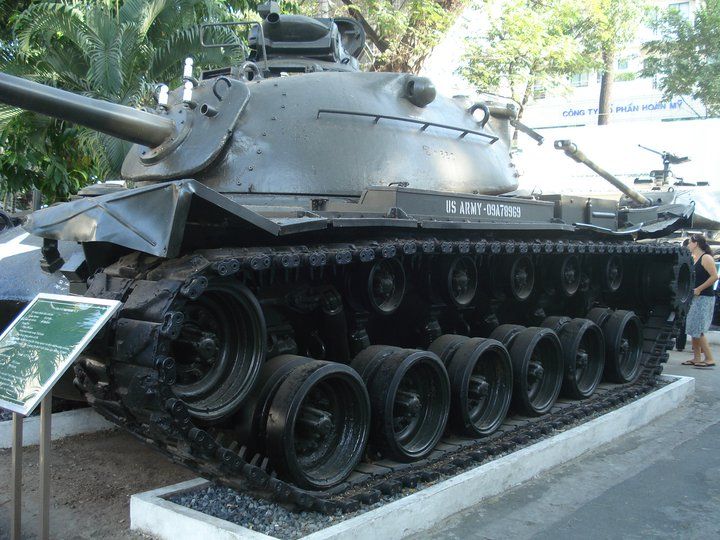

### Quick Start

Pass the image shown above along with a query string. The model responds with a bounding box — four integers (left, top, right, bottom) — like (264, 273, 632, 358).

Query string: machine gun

(635, 144, 700, 187)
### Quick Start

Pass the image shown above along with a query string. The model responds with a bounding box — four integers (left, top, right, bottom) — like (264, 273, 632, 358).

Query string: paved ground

(416, 345, 720, 540)
(0, 346, 717, 540)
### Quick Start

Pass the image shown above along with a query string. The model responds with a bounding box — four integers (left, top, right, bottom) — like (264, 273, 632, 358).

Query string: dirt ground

(0, 428, 194, 540)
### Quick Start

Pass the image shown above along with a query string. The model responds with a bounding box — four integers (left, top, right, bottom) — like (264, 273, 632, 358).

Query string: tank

(0, 3, 695, 511)
(554, 140, 719, 234)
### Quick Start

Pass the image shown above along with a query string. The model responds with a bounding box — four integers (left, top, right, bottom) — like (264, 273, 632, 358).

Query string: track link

(74, 236, 691, 513)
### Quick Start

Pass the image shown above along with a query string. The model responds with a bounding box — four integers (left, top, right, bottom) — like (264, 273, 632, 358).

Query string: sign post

(40, 393, 51, 540)
(11, 412, 22, 540)
(0, 293, 120, 540)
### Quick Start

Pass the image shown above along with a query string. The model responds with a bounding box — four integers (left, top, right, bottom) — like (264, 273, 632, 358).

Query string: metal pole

(39, 393, 52, 540)
(10, 413, 23, 540)
(32, 188, 42, 211)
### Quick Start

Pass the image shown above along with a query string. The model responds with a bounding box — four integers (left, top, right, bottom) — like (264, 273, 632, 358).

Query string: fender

(24, 180, 285, 258)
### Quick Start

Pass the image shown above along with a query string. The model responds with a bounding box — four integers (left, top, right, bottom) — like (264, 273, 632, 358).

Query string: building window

(533, 84, 546, 100)
(668, 2, 690, 18)
(617, 57, 629, 70)
(570, 72, 588, 87)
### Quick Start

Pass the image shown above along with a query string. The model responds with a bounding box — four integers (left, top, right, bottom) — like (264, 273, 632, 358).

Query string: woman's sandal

(693, 361, 716, 368)
(681, 359, 700, 365)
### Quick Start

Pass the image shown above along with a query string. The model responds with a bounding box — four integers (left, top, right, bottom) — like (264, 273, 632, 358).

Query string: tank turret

(0, 10, 516, 197)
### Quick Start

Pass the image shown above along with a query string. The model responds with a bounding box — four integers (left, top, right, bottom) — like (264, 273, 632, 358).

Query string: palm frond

(149, 24, 243, 81)
(98, 132, 132, 174)
(118, 22, 146, 91)
(148, 25, 204, 81)
(151, 0, 217, 35)
(84, 8, 125, 97)
(15, 2, 90, 54)
(0, 105, 23, 131)
(40, 44, 91, 88)
(75, 129, 108, 177)
(135, 0, 170, 37)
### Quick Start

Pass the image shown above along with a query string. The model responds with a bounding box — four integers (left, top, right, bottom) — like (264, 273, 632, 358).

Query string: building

(522, 0, 706, 128)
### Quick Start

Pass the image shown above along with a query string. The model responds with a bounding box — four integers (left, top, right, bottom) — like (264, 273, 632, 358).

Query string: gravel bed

(169, 485, 349, 539)
(168, 481, 434, 539)
(168, 378, 672, 539)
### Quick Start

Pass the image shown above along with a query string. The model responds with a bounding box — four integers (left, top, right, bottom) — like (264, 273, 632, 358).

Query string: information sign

(0, 293, 120, 416)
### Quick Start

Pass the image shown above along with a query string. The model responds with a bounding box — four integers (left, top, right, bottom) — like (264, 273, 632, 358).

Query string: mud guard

(23, 180, 695, 261)
(24, 180, 284, 258)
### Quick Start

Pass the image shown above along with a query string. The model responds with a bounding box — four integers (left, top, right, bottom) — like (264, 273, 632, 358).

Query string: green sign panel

(0, 294, 120, 416)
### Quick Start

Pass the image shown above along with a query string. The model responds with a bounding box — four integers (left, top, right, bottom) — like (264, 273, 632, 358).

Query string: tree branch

(341, 0, 389, 52)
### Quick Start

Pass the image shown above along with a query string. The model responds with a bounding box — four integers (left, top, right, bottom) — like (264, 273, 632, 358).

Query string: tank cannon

(554, 139, 652, 207)
(0, 73, 174, 147)
(0, 3, 696, 513)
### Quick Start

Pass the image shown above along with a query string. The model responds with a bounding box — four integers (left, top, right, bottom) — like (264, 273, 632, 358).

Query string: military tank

(0, 3, 694, 512)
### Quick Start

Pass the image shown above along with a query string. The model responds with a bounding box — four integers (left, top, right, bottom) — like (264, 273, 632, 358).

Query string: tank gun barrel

(0, 72, 174, 147)
(637, 144, 664, 157)
(554, 140, 652, 207)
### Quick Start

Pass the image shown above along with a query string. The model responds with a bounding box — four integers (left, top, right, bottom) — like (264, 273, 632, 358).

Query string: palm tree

(1, 0, 253, 187)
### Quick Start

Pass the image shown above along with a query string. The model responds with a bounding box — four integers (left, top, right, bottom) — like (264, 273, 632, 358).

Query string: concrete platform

(130, 375, 694, 540)
(0, 407, 115, 449)
(706, 330, 720, 345)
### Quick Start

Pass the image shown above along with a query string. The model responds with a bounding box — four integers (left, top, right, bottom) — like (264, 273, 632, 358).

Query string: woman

(681, 234, 718, 367)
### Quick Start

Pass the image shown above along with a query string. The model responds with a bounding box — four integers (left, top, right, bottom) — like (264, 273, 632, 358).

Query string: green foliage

(458, 0, 594, 118)
(643, 1, 720, 117)
(582, 0, 646, 57)
(577, 0, 646, 124)
(615, 71, 636, 82)
(458, 0, 645, 125)
(0, 0, 256, 202)
(0, 115, 91, 204)
(338, 0, 468, 73)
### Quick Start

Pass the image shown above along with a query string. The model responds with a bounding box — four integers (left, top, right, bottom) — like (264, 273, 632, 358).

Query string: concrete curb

(130, 375, 694, 540)
(0, 407, 116, 449)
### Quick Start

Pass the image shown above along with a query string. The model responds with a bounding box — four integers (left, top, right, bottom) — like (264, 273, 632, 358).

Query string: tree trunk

(512, 79, 534, 146)
(598, 47, 615, 126)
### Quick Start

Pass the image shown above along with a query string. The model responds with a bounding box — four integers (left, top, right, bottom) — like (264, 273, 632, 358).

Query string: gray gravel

(167, 379, 673, 539)
(168, 480, 435, 539)
(168, 485, 344, 539)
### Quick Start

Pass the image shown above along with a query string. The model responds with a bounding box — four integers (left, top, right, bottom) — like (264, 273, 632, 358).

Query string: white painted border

(131, 375, 694, 540)
(0, 407, 115, 449)
(131, 479, 276, 540)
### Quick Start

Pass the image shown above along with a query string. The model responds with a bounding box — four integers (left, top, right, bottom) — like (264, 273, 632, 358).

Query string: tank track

(74, 235, 690, 514)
